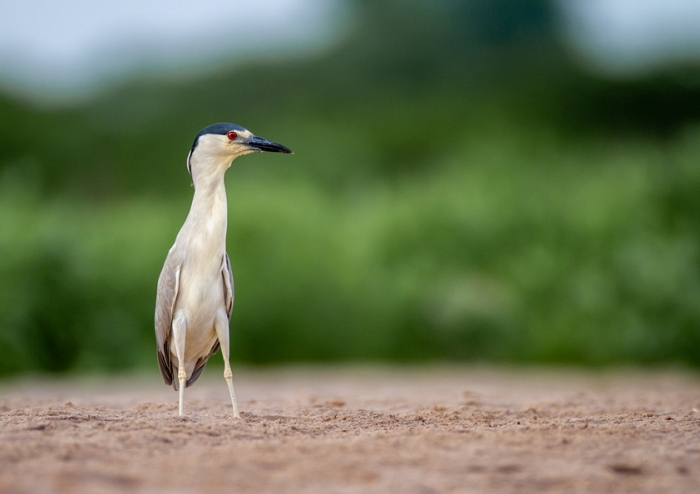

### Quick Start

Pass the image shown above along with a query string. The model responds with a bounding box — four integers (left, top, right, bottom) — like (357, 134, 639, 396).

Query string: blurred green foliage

(1, 0, 700, 375)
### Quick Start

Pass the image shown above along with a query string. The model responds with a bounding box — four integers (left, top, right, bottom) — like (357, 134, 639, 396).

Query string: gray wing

(222, 252, 234, 320)
(155, 250, 182, 386)
(183, 253, 234, 388)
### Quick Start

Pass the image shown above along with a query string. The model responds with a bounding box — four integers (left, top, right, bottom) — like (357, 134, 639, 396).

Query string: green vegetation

(1, 1, 700, 375)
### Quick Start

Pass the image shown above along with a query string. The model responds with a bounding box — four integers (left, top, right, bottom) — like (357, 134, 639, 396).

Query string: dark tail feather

(157, 341, 173, 386)
(185, 340, 221, 388)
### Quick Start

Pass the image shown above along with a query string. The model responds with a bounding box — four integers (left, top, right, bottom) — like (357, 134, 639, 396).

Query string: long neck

(181, 167, 229, 251)
(190, 176, 227, 221)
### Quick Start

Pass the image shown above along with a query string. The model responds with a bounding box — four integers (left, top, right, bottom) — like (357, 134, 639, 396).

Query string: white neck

(180, 157, 231, 253)
(191, 173, 227, 219)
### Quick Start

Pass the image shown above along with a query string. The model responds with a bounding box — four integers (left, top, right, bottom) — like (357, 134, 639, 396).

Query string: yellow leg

(172, 311, 187, 417)
(215, 311, 241, 419)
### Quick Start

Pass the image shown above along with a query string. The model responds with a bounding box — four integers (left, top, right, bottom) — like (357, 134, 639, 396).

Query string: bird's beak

(245, 135, 293, 154)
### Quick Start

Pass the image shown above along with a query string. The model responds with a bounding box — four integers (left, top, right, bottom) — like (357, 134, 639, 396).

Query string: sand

(0, 366, 699, 493)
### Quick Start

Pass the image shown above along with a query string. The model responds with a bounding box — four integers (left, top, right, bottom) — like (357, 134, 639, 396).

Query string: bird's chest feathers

(189, 212, 226, 261)
(176, 191, 229, 311)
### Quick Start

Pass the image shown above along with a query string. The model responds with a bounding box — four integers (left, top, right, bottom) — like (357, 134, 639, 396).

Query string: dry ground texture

(0, 366, 699, 494)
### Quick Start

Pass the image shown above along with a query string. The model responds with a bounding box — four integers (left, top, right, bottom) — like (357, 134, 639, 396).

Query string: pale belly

(170, 257, 226, 372)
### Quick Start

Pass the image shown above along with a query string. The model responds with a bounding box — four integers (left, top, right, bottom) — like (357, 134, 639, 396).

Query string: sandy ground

(0, 366, 699, 494)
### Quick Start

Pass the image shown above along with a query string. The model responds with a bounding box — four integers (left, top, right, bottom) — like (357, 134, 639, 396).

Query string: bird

(155, 122, 292, 417)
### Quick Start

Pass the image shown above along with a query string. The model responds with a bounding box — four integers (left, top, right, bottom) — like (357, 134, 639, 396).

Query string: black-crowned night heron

(155, 123, 292, 417)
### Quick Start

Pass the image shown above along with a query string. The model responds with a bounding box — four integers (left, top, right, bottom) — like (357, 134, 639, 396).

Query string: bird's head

(186, 122, 292, 177)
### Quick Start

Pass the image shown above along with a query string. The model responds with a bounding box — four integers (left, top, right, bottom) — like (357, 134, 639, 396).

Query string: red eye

(227, 131, 238, 141)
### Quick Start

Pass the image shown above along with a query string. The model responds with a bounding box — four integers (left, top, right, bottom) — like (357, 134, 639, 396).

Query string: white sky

(558, 0, 700, 75)
(1, 0, 700, 102)
(0, 0, 346, 100)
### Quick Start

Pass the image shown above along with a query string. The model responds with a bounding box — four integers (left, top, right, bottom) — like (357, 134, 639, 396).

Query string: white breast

(170, 182, 229, 373)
